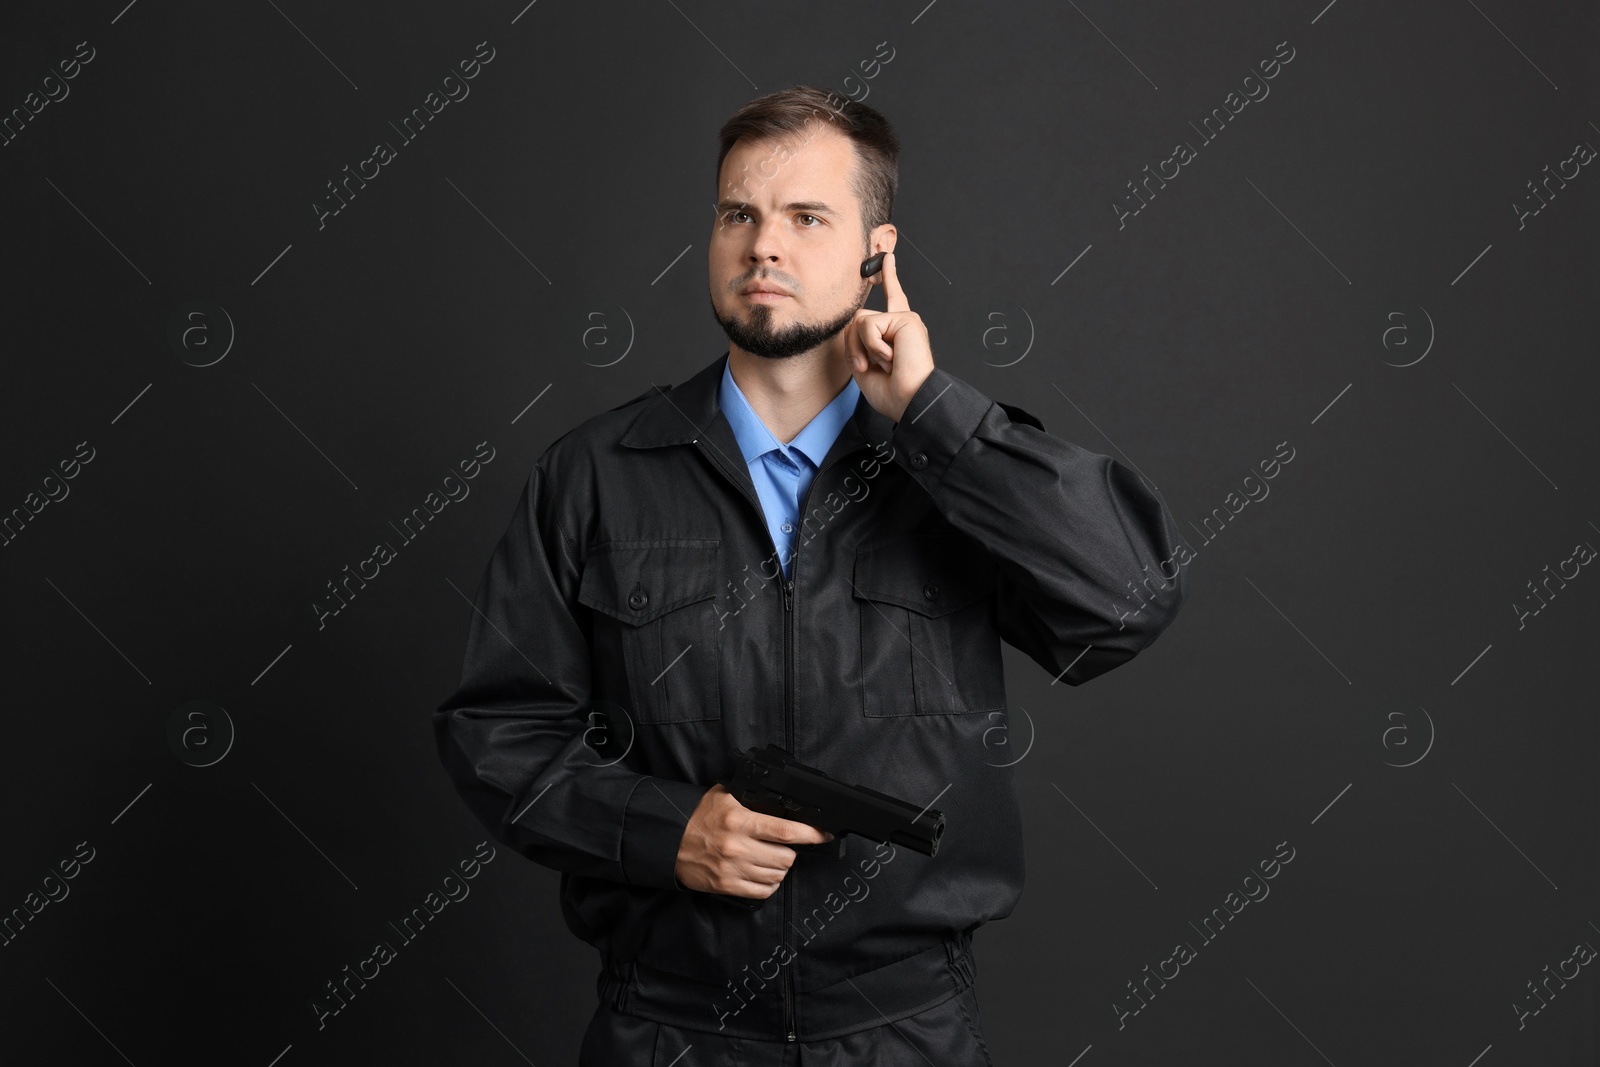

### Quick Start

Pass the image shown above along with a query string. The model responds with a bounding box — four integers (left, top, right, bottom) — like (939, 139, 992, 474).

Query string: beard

(710, 284, 868, 360)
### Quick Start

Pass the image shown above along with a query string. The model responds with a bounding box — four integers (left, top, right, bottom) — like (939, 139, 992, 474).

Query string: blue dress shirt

(719, 357, 861, 581)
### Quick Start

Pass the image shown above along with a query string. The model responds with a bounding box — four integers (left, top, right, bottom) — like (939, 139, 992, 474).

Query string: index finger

(747, 810, 833, 845)
(881, 250, 909, 314)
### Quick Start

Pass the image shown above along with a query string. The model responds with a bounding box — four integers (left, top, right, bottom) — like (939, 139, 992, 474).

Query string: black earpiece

(860, 251, 885, 279)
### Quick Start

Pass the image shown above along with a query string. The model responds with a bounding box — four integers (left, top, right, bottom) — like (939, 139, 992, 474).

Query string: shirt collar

(719, 356, 862, 469)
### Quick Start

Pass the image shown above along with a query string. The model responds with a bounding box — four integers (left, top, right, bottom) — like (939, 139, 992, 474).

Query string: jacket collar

(621, 351, 896, 472)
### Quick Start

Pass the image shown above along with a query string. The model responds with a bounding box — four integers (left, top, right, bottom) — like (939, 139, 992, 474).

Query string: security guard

(435, 85, 1188, 1065)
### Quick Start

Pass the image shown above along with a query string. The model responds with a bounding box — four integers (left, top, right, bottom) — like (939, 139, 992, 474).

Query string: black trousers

(578, 980, 996, 1066)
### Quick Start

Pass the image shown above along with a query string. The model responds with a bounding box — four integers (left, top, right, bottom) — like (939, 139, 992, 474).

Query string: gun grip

(705, 837, 844, 909)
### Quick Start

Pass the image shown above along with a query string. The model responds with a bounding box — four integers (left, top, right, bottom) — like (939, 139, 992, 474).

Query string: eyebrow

(715, 200, 840, 218)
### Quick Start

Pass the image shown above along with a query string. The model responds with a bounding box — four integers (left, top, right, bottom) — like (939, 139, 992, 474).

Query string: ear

(869, 221, 897, 256)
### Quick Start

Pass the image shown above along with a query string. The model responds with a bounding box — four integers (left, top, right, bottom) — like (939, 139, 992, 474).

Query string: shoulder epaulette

(609, 383, 673, 412)
(997, 400, 1045, 432)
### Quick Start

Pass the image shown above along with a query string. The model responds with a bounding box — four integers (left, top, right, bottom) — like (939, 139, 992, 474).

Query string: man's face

(709, 124, 876, 361)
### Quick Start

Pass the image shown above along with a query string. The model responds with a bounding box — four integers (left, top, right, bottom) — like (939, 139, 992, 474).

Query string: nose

(745, 216, 790, 268)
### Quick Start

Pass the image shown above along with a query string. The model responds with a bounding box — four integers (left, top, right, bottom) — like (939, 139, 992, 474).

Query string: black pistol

(708, 743, 945, 910)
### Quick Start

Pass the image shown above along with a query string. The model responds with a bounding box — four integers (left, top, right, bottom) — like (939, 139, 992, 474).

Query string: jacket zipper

(781, 570, 795, 1042)
(781, 450, 853, 1043)
(695, 430, 865, 1045)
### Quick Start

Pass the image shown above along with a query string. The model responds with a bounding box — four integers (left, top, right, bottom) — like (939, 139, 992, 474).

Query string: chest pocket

(852, 536, 1006, 716)
(577, 539, 721, 724)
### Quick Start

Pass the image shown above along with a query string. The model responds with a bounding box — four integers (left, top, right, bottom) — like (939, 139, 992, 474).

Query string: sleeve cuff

(620, 776, 708, 890)
(889, 367, 993, 490)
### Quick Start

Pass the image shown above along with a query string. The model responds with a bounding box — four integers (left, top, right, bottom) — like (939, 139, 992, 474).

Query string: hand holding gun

(704, 744, 946, 910)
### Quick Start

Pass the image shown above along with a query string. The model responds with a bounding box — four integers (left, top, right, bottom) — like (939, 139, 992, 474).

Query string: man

(434, 85, 1189, 1064)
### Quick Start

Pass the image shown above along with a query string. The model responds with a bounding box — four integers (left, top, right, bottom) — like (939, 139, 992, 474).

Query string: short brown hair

(716, 85, 901, 246)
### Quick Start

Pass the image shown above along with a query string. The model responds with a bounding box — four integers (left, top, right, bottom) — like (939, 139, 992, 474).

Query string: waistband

(596, 930, 978, 1042)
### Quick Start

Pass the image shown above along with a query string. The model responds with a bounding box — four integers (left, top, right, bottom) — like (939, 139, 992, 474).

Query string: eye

(722, 209, 750, 224)
(797, 214, 820, 226)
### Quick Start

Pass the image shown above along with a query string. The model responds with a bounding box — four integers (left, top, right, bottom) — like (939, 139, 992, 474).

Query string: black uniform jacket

(434, 351, 1189, 1041)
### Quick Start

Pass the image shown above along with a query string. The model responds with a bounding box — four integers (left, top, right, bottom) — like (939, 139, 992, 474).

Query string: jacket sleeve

(888, 366, 1189, 685)
(432, 460, 709, 890)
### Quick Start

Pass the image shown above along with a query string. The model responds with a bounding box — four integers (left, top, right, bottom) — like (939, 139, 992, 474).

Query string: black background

(2, 1, 1596, 1064)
